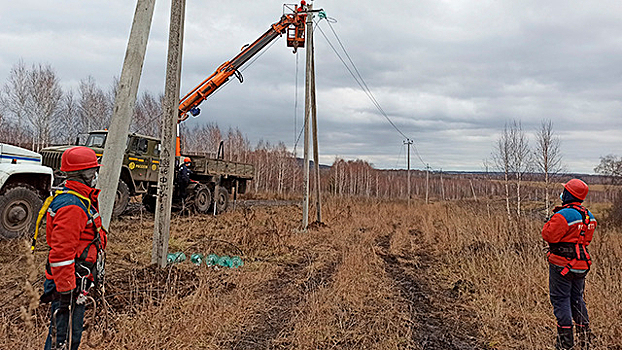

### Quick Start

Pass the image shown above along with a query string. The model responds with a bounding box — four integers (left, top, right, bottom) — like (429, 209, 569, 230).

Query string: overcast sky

(1, 0, 621, 173)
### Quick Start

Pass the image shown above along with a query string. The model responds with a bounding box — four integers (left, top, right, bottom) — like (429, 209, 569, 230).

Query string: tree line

(1, 61, 619, 214)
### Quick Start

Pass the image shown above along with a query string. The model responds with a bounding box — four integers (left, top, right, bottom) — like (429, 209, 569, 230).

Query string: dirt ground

(2, 197, 620, 349)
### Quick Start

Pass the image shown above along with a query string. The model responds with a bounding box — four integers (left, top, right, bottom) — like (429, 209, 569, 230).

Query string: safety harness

(32, 189, 106, 286)
(548, 203, 592, 276)
(33, 189, 108, 349)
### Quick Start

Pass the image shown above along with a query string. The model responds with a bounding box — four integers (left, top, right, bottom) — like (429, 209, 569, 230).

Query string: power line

(315, 23, 409, 140)
(315, 17, 430, 169)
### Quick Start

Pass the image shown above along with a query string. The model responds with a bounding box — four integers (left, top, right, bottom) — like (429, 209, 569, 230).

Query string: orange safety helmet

(184, 157, 191, 164)
(60, 146, 101, 172)
(563, 179, 589, 201)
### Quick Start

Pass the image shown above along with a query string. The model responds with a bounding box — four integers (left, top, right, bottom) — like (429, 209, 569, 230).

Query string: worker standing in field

(542, 179, 596, 350)
(177, 157, 192, 204)
(40, 147, 107, 350)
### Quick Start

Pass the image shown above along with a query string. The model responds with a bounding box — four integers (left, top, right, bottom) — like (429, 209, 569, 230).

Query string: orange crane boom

(177, 2, 307, 124)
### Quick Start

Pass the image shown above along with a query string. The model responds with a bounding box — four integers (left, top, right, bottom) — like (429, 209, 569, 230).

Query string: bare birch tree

(27, 64, 63, 150)
(79, 76, 111, 131)
(0, 60, 31, 145)
(132, 91, 163, 137)
(493, 123, 512, 218)
(534, 119, 563, 217)
(509, 120, 531, 216)
(56, 90, 82, 144)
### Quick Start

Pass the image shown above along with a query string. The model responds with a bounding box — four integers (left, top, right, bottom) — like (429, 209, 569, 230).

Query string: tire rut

(375, 233, 486, 350)
(225, 253, 339, 350)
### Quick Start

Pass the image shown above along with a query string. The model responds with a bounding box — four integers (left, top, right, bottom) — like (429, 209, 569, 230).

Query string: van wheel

(0, 186, 42, 240)
(112, 181, 130, 217)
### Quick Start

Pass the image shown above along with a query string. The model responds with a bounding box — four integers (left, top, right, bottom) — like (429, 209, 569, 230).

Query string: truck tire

(142, 194, 156, 213)
(0, 186, 43, 240)
(214, 187, 229, 214)
(193, 186, 212, 214)
(112, 180, 130, 217)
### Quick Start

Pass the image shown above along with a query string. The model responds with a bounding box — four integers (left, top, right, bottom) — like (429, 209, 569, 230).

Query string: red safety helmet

(563, 179, 589, 201)
(184, 157, 191, 163)
(60, 146, 101, 172)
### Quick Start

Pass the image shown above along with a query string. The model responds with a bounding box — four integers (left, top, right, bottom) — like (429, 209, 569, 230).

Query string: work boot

(576, 324, 592, 350)
(556, 326, 574, 350)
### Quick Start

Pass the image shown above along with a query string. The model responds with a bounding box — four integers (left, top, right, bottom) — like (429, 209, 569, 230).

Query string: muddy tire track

(375, 233, 486, 350)
(224, 252, 340, 350)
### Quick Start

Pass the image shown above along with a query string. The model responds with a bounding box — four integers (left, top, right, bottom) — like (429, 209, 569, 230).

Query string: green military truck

(40, 130, 254, 216)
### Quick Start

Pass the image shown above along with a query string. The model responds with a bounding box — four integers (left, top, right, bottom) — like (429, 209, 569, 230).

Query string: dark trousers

(43, 279, 85, 350)
(549, 264, 589, 327)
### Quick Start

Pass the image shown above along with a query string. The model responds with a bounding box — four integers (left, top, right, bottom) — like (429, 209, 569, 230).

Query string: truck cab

(0, 143, 53, 239)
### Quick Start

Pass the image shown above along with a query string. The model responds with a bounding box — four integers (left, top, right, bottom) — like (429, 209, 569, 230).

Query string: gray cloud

(1, 0, 621, 173)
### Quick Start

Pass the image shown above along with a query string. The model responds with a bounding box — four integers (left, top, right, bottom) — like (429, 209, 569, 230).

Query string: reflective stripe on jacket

(45, 180, 108, 292)
(542, 202, 596, 270)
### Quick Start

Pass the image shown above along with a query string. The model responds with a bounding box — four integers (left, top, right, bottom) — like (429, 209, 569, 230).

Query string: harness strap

(553, 204, 592, 275)
(34, 189, 106, 285)
(32, 189, 97, 252)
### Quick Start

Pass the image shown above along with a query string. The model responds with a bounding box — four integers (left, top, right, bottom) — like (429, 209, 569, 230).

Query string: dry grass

(1, 197, 620, 349)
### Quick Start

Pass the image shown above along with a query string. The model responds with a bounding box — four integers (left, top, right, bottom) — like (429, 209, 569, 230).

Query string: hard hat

(563, 179, 589, 201)
(61, 146, 101, 172)
(184, 157, 191, 163)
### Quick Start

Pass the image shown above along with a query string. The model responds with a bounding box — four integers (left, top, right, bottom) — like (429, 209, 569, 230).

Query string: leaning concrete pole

(302, 3, 313, 231)
(152, 0, 186, 267)
(98, 0, 156, 229)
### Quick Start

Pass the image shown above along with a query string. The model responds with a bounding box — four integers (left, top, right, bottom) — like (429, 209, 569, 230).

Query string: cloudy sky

(1, 0, 621, 173)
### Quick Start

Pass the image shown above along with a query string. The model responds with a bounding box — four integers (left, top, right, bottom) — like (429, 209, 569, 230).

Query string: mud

(224, 251, 340, 350)
(224, 259, 306, 349)
(375, 233, 487, 350)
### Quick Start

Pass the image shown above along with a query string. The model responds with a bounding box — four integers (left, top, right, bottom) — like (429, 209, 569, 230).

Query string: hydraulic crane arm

(178, 2, 307, 123)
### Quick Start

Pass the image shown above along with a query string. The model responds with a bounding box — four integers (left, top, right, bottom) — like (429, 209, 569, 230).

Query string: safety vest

(547, 203, 592, 276)
(32, 189, 106, 286)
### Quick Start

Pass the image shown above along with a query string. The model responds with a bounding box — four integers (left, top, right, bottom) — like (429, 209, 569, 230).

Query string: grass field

(1, 197, 620, 349)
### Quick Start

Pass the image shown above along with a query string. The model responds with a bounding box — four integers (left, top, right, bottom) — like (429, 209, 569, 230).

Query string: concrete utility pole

(310, 11, 322, 224)
(98, 0, 156, 229)
(302, 3, 314, 231)
(152, 0, 186, 267)
(425, 164, 430, 204)
(404, 139, 412, 207)
(440, 168, 445, 200)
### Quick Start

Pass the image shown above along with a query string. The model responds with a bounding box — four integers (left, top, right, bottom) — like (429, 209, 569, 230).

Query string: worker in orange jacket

(41, 147, 107, 350)
(542, 179, 596, 350)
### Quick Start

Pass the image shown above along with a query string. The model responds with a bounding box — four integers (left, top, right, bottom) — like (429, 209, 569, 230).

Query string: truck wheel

(112, 180, 130, 217)
(0, 186, 43, 239)
(142, 194, 156, 213)
(194, 186, 212, 214)
(214, 187, 229, 214)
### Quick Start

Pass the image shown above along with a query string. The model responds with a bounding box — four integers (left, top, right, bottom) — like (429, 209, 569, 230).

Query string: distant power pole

(152, 0, 186, 267)
(302, 3, 314, 231)
(440, 168, 445, 200)
(98, 0, 156, 229)
(404, 139, 412, 206)
(425, 164, 430, 204)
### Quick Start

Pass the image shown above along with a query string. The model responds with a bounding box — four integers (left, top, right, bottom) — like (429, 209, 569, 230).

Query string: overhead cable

(316, 17, 430, 168)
